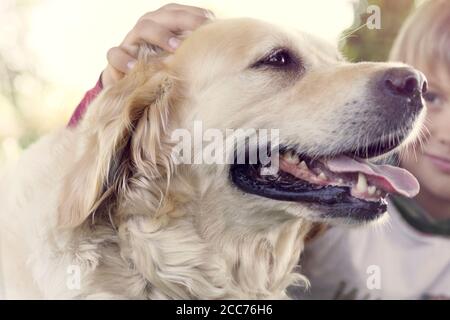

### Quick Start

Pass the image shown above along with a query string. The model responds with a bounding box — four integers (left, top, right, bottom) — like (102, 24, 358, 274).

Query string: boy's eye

(423, 91, 443, 106)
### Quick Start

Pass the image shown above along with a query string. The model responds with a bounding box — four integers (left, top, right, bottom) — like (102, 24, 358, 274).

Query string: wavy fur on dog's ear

(58, 46, 181, 228)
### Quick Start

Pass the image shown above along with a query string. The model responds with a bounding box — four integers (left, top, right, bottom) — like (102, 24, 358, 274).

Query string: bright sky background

(27, 0, 355, 88)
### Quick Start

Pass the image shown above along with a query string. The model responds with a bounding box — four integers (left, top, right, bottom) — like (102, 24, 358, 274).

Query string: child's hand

(102, 3, 214, 87)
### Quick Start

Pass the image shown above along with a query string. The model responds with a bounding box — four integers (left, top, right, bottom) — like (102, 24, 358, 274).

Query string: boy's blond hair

(390, 0, 450, 77)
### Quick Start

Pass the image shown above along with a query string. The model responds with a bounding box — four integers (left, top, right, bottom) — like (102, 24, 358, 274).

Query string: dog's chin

(230, 138, 419, 224)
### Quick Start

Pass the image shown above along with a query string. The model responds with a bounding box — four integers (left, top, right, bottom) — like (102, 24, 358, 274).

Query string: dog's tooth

(299, 161, 308, 170)
(368, 186, 376, 195)
(356, 173, 368, 192)
(318, 172, 327, 180)
(338, 178, 344, 184)
(261, 167, 277, 177)
(284, 152, 299, 165)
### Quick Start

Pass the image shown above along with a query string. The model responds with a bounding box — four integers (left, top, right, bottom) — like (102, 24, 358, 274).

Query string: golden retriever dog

(0, 18, 427, 299)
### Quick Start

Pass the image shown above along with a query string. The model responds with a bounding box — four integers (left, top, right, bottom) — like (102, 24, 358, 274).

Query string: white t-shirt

(294, 202, 450, 300)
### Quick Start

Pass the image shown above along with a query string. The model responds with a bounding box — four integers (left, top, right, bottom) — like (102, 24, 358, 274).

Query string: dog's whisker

(338, 22, 369, 44)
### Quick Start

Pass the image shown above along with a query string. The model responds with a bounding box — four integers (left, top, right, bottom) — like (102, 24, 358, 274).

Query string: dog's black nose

(382, 67, 428, 97)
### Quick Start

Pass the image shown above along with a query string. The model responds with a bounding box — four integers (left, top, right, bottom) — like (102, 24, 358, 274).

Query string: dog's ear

(58, 49, 180, 228)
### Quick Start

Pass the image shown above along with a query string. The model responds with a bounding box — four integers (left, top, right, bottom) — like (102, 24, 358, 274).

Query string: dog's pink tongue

(325, 156, 420, 198)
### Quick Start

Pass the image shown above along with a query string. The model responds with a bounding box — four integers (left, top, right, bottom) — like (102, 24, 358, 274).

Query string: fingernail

(204, 10, 215, 19)
(168, 37, 181, 50)
(127, 60, 137, 70)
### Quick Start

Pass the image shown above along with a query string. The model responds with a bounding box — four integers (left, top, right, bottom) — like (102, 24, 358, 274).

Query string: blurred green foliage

(340, 0, 418, 62)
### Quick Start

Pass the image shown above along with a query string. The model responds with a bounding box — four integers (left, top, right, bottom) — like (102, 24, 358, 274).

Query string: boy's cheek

(402, 152, 450, 200)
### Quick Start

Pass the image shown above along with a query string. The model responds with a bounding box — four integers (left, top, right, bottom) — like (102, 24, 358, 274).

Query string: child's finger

(106, 46, 137, 74)
(159, 3, 207, 14)
(157, 3, 214, 19)
(102, 65, 124, 88)
(146, 10, 210, 33)
(122, 19, 179, 53)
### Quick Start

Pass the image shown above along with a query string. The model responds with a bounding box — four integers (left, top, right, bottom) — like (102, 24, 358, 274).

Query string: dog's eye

(253, 49, 295, 69)
(264, 50, 291, 66)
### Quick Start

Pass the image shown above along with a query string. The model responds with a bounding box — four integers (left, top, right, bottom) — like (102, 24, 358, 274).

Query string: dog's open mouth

(230, 144, 420, 221)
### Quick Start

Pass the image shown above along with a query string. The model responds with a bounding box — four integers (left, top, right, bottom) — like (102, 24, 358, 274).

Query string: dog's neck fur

(71, 173, 312, 299)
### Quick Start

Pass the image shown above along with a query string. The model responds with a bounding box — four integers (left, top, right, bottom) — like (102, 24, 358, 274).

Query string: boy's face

(401, 67, 450, 208)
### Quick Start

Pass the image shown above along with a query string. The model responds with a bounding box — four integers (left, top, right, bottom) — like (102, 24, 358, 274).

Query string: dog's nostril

(403, 77, 419, 95)
(422, 81, 428, 94)
(382, 67, 427, 97)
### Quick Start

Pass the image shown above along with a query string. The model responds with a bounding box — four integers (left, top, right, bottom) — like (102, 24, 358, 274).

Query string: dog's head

(59, 18, 427, 229)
